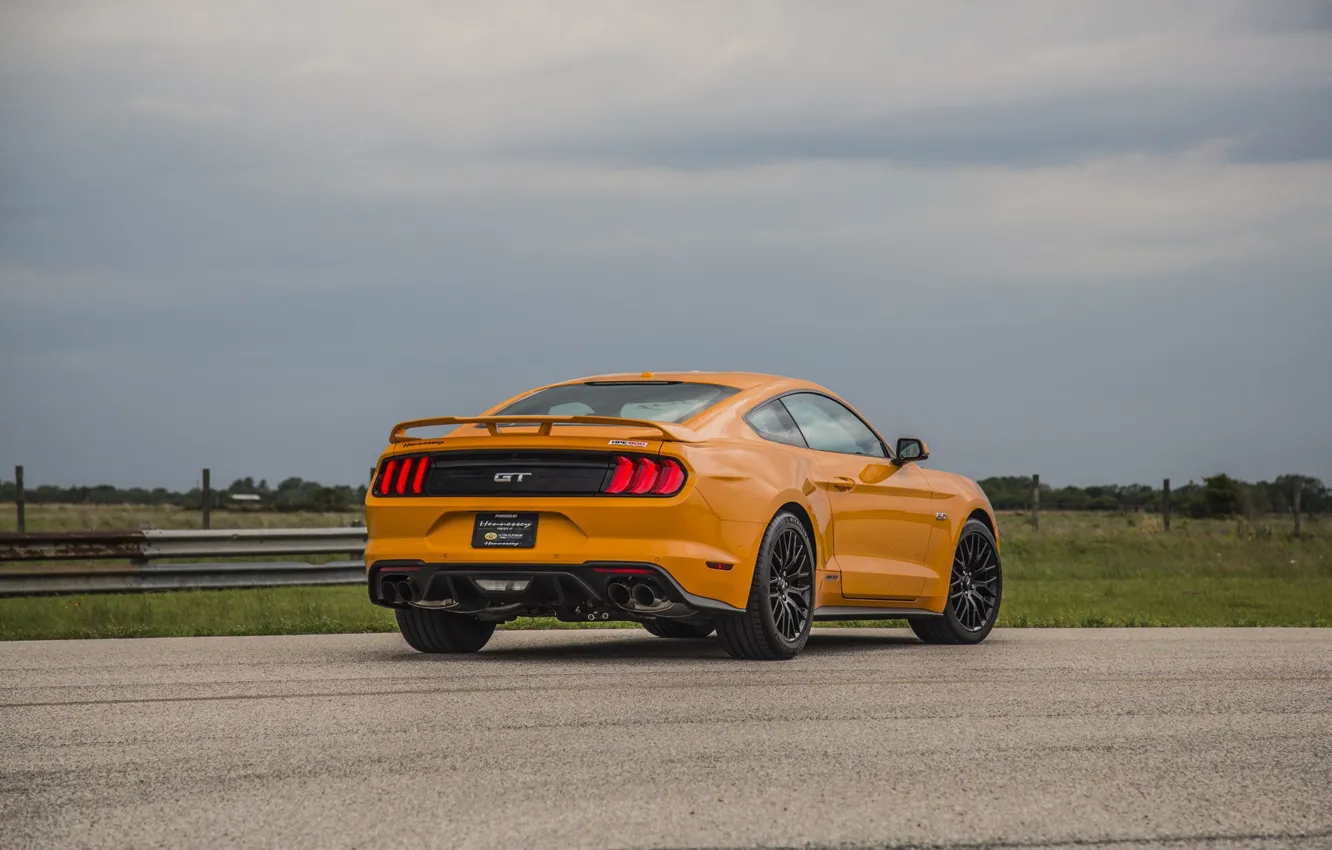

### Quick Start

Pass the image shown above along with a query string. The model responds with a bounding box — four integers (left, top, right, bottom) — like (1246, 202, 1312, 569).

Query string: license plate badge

(471, 512, 538, 549)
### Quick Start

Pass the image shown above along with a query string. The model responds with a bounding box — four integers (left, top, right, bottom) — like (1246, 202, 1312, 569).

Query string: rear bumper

(369, 560, 743, 622)
(364, 491, 763, 610)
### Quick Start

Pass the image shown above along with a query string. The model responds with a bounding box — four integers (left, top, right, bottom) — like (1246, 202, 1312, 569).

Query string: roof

(568, 371, 787, 391)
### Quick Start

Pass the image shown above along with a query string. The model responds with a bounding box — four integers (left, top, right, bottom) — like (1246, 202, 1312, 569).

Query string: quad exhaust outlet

(607, 582, 632, 608)
(381, 577, 419, 605)
(631, 583, 658, 608)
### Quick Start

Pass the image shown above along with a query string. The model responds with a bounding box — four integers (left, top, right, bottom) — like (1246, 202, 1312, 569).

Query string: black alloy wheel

(717, 511, 815, 660)
(909, 517, 1002, 645)
(768, 526, 814, 641)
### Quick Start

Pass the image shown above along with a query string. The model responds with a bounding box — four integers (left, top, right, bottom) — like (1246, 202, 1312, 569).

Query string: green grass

(1, 509, 1328, 639)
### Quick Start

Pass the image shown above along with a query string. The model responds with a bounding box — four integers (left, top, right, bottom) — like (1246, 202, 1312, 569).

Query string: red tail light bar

(603, 456, 686, 496)
(373, 455, 431, 496)
(371, 453, 687, 498)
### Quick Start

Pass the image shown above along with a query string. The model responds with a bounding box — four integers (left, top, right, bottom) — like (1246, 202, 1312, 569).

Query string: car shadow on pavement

(376, 628, 922, 663)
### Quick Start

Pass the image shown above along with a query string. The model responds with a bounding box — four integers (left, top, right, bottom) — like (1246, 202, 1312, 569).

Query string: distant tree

(1, 469, 1320, 517)
(1201, 474, 1243, 518)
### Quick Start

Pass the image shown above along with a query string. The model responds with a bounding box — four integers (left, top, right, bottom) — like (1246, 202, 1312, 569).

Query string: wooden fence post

(1031, 474, 1040, 530)
(1162, 478, 1171, 532)
(1293, 480, 1302, 537)
(202, 468, 211, 530)
(14, 465, 25, 534)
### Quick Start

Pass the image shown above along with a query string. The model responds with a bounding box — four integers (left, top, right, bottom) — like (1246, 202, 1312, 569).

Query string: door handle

(827, 476, 856, 491)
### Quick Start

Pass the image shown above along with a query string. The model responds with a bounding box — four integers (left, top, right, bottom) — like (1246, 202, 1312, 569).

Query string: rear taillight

(373, 453, 683, 498)
(373, 455, 431, 497)
(601, 456, 686, 497)
(605, 456, 635, 494)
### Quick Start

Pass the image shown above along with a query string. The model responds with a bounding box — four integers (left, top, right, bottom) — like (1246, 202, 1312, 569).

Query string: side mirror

(893, 437, 930, 466)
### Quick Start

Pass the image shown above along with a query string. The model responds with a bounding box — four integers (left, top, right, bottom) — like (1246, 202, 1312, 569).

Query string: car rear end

(365, 383, 763, 627)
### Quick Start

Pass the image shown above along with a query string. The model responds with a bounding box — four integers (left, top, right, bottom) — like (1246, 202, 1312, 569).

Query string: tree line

(0, 477, 368, 513)
(976, 474, 1327, 517)
(0, 473, 1325, 518)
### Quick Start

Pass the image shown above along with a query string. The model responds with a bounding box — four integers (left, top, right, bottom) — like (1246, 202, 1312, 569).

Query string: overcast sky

(2, 1, 1330, 490)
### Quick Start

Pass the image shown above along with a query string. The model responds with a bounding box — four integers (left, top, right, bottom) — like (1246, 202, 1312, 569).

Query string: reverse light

(475, 579, 531, 592)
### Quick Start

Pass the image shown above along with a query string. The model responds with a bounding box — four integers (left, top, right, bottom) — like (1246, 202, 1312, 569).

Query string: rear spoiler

(388, 415, 704, 444)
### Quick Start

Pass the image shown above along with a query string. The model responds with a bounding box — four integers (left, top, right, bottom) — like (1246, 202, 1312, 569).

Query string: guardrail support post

(1031, 474, 1040, 530)
(14, 465, 25, 533)
(1162, 478, 1171, 532)
(201, 468, 211, 530)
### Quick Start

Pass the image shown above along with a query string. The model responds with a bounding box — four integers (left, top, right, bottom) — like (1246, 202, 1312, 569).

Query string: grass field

(1, 506, 1327, 639)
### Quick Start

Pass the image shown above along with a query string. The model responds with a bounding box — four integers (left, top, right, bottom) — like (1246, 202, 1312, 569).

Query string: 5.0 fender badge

(936, 512, 948, 521)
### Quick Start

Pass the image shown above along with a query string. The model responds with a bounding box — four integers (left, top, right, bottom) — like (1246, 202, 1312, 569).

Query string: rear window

(496, 381, 740, 424)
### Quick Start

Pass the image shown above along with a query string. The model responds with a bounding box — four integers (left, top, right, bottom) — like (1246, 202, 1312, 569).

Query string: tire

(396, 607, 496, 653)
(909, 518, 1002, 645)
(642, 620, 715, 639)
(716, 511, 815, 660)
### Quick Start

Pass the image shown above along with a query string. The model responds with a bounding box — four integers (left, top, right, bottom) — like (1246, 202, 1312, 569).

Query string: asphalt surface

(1, 628, 1329, 850)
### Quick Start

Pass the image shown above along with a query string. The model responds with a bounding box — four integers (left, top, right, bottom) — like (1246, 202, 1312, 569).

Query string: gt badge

(494, 472, 532, 483)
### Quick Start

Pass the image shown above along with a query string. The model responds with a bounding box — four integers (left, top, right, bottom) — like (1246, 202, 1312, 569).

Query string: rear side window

(497, 381, 740, 424)
(746, 400, 808, 447)
(778, 393, 887, 457)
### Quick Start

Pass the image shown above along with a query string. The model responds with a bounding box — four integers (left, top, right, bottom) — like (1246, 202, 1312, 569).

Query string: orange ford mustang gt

(365, 372, 1001, 659)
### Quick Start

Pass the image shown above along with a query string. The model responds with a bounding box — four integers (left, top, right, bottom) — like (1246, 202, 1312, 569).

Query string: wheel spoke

(767, 527, 814, 641)
(947, 529, 1001, 633)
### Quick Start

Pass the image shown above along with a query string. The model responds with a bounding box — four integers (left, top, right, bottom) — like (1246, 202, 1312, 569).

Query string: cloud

(1, 0, 1330, 487)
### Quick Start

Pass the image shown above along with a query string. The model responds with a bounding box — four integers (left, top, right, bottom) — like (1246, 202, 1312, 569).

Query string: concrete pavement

(2, 628, 1329, 849)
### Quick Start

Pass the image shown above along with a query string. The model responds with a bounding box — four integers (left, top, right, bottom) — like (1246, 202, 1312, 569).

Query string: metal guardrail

(0, 528, 367, 596)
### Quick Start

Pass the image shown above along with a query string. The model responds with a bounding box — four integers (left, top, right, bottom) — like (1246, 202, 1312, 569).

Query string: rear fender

(674, 441, 830, 570)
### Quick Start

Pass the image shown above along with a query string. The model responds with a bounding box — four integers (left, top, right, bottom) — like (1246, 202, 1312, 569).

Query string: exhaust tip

(396, 579, 418, 604)
(381, 580, 401, 604)
(607, 582, 632, 608)
(631, 583, 657, 608)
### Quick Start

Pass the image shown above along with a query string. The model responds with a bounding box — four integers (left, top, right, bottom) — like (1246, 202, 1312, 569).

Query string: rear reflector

(591, 566, 656, 575)
(706, 561, 734, 571)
